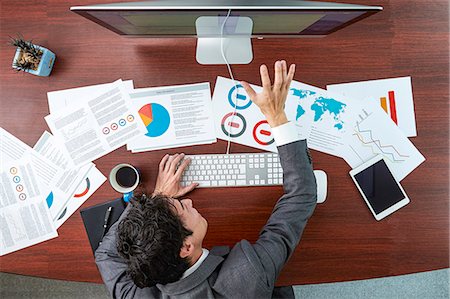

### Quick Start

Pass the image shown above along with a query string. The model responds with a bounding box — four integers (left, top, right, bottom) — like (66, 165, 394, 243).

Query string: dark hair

(117, 194, 193, 288)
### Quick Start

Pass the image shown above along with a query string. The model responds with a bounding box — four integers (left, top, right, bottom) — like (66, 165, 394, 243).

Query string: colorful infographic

(212, 76, 278, 152)
(138, 103, 171, 137)
(327, 77, 417, 137)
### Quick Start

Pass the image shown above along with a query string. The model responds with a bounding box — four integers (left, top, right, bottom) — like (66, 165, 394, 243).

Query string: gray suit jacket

(95, 140, 317, 298)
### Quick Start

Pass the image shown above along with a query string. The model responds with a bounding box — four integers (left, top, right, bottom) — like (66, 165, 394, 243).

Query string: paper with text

(45, 80, 146, 166)
(126, 82, 216, 152)
(0, 162, 58, 255)
(54, 166, 106, 229)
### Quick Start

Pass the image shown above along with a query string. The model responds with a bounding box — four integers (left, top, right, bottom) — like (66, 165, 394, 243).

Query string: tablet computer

(349, 155, 410, 221)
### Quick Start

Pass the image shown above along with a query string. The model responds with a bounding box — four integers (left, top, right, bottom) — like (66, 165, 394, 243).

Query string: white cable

(221, 9, 239, 155)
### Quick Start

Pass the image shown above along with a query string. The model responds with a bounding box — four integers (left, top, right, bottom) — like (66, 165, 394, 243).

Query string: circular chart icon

(139, 103, 170, 138)
(253, 120, 275, 146)
(13, 176, 20, 183)
(111, 123, 118, 130)
(221, 112, 247, 138)
(118, 119, 126, 126)
(19, 193, 27, 201)
(127, 114, 135, 122)
(102, 127, 110, 135)
(228, 84, 252, 110)
(74, 178, 90, 198)
(16, 184, 23, 192)
(10, 167, 17, 175)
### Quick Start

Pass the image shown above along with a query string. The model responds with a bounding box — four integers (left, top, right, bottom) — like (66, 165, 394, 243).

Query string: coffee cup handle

(123, 191, 133, 203)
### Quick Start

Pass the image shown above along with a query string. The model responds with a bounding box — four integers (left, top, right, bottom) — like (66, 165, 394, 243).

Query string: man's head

(117, 194, 207, 288)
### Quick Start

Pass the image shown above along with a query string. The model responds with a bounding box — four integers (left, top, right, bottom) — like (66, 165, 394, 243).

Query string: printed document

(327, 77, 417, 137)
(45, 80, 146, 166)
(54, 166, 106, 229)
(47, 80, 134, 114)
(0, 129, 58, 256)
(212, 76, 279, 152)
(286, 81, 363, 158)
(340, 108, 425, 181)
(127, 82, 216, 152)
(33, 131, 92, 220)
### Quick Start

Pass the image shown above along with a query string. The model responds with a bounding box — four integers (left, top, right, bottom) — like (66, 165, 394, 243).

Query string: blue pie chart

(138, 103, 171, 138)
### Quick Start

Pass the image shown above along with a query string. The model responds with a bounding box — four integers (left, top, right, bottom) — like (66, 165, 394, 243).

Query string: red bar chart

(379, 90, 398, 125)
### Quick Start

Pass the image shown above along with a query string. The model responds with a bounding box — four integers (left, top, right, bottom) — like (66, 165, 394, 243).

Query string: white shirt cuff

(271, 121, 302, 146)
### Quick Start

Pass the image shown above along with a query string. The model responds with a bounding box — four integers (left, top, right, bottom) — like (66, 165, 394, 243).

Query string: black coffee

(116, 166, 137, 188)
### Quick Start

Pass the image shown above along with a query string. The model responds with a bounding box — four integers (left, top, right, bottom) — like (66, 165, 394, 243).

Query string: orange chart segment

(139, 104, 153, 126)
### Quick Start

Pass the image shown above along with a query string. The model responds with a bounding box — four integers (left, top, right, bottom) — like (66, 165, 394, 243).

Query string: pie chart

(138, 103, 170, 137)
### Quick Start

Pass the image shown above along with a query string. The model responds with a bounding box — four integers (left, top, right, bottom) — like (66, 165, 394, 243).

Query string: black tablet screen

(354, 160, 405, 214)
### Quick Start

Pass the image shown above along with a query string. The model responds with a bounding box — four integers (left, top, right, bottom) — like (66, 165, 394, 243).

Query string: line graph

(354, 121, 410, 163)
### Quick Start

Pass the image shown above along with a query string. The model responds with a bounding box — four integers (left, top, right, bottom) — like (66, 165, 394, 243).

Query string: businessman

(95, 60, 317, 298)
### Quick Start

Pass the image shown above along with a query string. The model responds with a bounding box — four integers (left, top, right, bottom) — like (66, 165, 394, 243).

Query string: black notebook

(80, 198, 126, 254)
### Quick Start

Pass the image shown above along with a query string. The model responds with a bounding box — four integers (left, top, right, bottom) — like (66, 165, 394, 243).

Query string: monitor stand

(195, 16, 253, 65)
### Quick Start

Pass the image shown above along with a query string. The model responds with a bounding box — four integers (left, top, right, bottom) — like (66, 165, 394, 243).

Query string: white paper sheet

(0, 127, 82, 221)
(54, 166, 106, 229)
(286, 81, 364, 158)
(126, 82, 216, 152)
(33, 131, 93, 220)
(0, 132, 58, 256)
(340, 108, 425, 181)
(212, 77, 279, 152)
(45, 80, 147, 166)
(47, 80, 134, 114)
(327, 77, 417, 137)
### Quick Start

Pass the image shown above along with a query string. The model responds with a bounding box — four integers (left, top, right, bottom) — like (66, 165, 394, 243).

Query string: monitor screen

(71, 1, 382, 37)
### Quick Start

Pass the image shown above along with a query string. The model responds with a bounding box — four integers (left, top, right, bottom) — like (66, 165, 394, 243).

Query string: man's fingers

(165, 154, 177, 171)
(281, 60, 287, 82)
(168, 153, 184, 174)
(241, 81, 257, 101)
(178, 183, 198, 197)
(286, 64, 296, 89)
(260, 64, 271, 92)
(273, 61, 283, 89)
(159, 154, 169, 172)
(175, 157, 191, 178)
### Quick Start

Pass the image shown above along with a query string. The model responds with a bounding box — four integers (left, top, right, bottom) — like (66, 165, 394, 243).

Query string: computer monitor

(71, 0, 382, 64)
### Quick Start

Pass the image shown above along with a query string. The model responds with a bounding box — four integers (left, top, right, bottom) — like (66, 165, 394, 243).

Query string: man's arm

(241, 61, 317, 288)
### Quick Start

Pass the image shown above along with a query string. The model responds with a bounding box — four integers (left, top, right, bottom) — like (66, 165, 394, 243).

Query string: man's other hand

(241, 60, 295, 128)
(153, 153, 198, 198)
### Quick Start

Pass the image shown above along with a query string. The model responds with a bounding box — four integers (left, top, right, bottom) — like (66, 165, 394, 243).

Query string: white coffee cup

(109, 163, 140, 194)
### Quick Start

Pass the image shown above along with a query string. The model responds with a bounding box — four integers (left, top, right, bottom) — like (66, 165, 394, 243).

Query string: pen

(99, 206, 113, 246)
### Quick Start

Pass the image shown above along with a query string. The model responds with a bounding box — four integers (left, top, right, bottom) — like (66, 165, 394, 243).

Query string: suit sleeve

(94, 205, 158, 299)
(252, 139, 317, 288)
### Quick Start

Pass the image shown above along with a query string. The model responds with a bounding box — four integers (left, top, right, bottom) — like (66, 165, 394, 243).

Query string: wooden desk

(1, 0, 448, 285)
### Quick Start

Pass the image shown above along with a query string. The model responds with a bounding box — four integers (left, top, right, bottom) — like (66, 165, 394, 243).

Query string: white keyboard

(180, 153, 327, 203)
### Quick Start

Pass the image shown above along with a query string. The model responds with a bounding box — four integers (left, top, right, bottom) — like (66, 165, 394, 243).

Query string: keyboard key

(236, 180, 246, 185)
(227, 180, 236, 186)
(198, 181, 211, 187)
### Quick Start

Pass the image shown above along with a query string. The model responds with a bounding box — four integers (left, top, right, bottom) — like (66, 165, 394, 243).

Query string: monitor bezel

(71, 8, 381, 38)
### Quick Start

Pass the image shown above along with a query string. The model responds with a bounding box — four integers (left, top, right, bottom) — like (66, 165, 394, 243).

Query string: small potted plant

(10, 35, 56, 76)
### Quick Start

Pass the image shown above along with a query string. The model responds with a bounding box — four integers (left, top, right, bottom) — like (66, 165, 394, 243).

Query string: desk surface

(0, 0, 448, 286)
